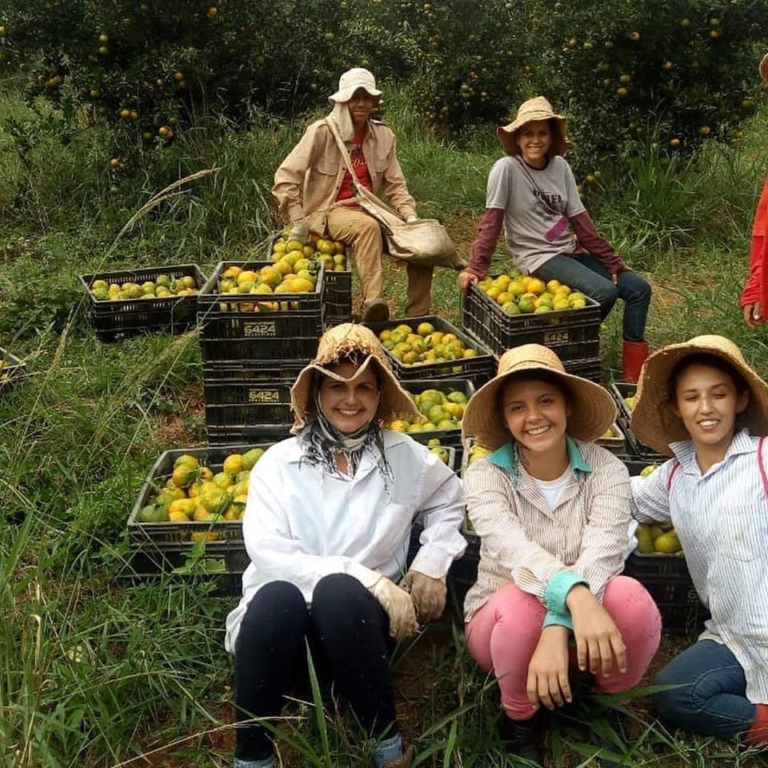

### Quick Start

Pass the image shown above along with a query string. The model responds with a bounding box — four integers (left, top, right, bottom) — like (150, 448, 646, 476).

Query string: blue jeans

(654, 640, 756, 740)
(534, 254, 651, 342)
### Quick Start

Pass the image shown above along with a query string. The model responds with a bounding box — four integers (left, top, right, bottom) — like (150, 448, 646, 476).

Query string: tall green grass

(1, 81, 768, 766)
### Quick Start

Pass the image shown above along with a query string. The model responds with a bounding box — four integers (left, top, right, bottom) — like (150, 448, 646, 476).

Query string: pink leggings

(465, 576, 661, 720)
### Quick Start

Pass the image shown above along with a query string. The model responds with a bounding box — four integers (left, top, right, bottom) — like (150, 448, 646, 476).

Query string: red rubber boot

(622, 340, 649, 383)
(747, 703, 768, 745)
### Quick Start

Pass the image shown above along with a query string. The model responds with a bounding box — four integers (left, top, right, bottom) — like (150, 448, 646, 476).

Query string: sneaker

(361, 299, 390, 323)
(498, 713, 544, 766)
(381, 744, 415, 767)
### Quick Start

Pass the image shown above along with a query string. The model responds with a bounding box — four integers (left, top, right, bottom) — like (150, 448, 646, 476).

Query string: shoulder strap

(324, 117, 358, 181)
(758, 436, 768, 497)
(666, 460, 681, 492)
(513, 155, 563, 216)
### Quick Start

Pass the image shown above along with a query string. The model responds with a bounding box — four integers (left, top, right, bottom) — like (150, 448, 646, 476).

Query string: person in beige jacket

(272, 68, 433, 321)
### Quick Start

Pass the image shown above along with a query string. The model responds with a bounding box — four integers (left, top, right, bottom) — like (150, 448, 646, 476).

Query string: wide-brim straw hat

(462, 344, 616, 451)
(329, 67, 382, 103)
(290, 323, 418, 432)
(632, 335, 768, 456)
(761, 53, 768, 83)
(497, 96, 570, 157)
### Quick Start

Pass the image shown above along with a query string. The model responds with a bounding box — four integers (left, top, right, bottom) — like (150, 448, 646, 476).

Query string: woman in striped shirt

(461, 345, 661, 765)
(631, 335, 768, 746)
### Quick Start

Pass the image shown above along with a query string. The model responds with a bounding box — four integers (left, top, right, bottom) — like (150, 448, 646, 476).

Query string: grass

(1, 79, 768, 766)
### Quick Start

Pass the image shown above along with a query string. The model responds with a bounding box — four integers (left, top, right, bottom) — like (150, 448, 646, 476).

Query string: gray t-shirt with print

(485, 155, 586, 274)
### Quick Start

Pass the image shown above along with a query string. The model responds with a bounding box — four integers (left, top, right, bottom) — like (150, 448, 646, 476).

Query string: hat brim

(498, 112, 570, 157)
(329, 85, 383, 104)
(632, 337, 768, 456)
(290, 354, 419, 432)
(461, 363, 616, 451)
(761, 53, 768, 83)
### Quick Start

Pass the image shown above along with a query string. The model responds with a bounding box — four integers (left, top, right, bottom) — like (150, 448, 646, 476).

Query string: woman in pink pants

(461, 345, 661, 765)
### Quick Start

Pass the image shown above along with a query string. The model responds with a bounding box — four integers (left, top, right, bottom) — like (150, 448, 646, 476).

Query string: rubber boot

(498, 713, 543, 766)
(746, 703, 768, 745)
(621, 340, 649, 383)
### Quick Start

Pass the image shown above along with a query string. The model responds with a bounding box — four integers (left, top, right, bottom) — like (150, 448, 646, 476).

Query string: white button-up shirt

(225, 429, 467, 652)
(631, 429, 768, 704)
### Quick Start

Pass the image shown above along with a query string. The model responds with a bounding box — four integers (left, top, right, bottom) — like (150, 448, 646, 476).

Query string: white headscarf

(329, 100, 356, 143)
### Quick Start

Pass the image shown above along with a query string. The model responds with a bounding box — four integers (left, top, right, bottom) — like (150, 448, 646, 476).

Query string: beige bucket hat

(761, 53, 768, 83)
(329, 68, 382, 104)
(498, 96, 570, 157)
(461, 344, 616, 451)
(632, 335, 768, 456)
(290, 323, 419, 431)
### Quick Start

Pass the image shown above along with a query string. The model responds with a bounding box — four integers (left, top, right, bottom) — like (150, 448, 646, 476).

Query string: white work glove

(406, 214, 419, 223)
(289, 218, 310, 244)
(370, 576, 419, 642)
(401, 570, 447, 623)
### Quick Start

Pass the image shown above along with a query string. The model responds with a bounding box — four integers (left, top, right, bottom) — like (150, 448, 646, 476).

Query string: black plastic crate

(80, 264, 206, 341)
(207, 424, 292, 447)
(128, 441, 281, 548)
(118, 540, 248, 595)
(396, 378, 475, 455)
(563, 356, 602, 382)
(0, 347, 25, 394)
(364, 315, 495, 388)
(266, 232, 352, 326)
(203, 362, 305, 431)
(197, 261, 324, 364)
(325, 269, 353, 326)
(623, 551, 707, 636)
(462, 279, 601, 361)
(595, 422, 627, 455)
(611, 382, 668, 461)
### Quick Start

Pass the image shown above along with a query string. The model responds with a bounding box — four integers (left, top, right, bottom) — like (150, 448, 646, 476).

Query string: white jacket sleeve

(242, 457, 379, 602)
(410, 446, 467, 580)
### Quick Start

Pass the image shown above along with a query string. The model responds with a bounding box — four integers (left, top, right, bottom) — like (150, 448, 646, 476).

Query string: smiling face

(346, 88, 378, 129)
(500, 375, 570, 455)
(516, 119, 552, 168)
(318, 359, 380, 434)
(672, 361, 749, 454)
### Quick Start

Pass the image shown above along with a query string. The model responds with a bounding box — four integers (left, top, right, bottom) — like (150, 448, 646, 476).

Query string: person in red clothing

(740, 53, 768, 330)
(457, 97, 652, 382)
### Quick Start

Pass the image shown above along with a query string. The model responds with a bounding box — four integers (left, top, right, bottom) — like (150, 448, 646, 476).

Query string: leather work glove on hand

(370, 576, 419, 642)
(401, 570, 447, 623)
(289, 218, 310, 244)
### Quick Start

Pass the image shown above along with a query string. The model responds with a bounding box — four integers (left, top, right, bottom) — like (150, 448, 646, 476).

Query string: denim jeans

(534, 253, 651, 342)
(654, 640, 756, 740)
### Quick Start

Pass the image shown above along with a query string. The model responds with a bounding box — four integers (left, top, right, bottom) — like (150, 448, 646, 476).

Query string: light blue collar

(488, 435, 592, 476)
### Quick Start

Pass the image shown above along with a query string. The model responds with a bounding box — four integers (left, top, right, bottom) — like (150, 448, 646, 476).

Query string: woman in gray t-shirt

(458, 96, 652, 383)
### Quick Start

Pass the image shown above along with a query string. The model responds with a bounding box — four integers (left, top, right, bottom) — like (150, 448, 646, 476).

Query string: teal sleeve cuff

(543, 609, 573, 630)
(544, 570, 589, 616)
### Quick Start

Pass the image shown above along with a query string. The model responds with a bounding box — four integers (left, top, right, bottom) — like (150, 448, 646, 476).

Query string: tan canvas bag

(325, 118, 466, 270)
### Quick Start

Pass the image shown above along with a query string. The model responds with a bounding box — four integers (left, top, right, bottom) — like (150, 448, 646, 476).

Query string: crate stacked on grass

(0, 347, 26, 394)
(197, 260, 325, 444)
(462, 274, 602, 380)
(267, 231, 352, 327)
(364, 316, 495, 389)
(125, 441, 278, 591)
(622, 458, 707, 635)
(80, 264, 207, 341)
(611, 381, 669, 462)
(382, 379, 475, 464)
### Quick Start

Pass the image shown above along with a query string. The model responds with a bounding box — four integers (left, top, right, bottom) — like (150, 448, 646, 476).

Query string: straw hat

(497, 96, 570, 157)
(461, 344, 616, 451)
(290, 323, 418, 431)
(329, 68, 382, 104)
(761, 53, 768, 83)
(632, 335, 768, 456)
